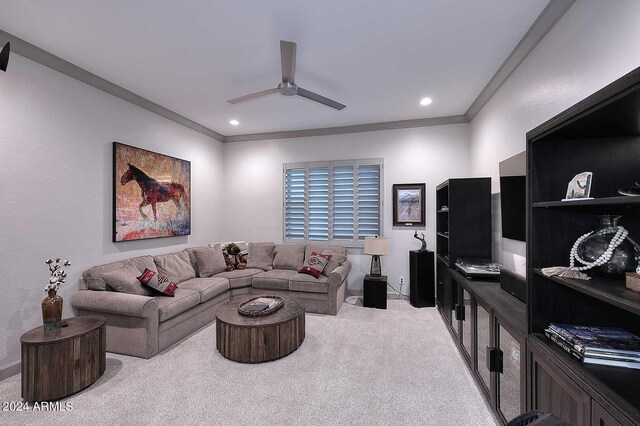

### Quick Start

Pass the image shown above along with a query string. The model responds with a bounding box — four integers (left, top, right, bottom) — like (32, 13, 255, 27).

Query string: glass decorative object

(576, 215, 640, 276)
(42, 289, 63, 332)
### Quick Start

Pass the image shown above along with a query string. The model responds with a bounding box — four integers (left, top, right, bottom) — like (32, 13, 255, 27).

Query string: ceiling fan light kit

(228, 40, 346, 110)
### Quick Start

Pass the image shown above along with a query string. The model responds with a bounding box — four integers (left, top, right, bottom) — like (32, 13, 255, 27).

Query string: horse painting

(120, 163, 185, 221)
(113, 142, 191, 242)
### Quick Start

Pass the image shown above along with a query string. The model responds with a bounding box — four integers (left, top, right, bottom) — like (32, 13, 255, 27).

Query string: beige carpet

(0, 299, 497, 425)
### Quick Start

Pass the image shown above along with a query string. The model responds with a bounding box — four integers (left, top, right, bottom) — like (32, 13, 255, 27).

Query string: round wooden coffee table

(216, 298, 305, 363)
(20, 316, 106, 401)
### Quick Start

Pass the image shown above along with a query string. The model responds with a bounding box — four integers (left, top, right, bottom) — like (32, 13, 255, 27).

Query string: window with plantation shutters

(283, 159, 383, 246)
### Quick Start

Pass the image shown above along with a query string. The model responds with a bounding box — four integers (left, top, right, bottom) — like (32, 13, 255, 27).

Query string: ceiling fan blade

(0, 42, 10, 72)
(280, 40, 296, 83)
(227, 88, 278, 104)
(297, 87, 346, 110)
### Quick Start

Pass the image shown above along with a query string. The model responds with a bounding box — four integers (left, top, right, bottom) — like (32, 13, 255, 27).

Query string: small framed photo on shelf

(393, 183, 426, 226)
(562, 171, 593, 201)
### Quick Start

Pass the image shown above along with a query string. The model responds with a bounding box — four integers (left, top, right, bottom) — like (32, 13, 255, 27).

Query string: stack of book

(544, 323, 640, 369)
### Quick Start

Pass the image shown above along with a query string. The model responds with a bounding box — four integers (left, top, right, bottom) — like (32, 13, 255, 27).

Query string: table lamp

(364, 236, 388, 277)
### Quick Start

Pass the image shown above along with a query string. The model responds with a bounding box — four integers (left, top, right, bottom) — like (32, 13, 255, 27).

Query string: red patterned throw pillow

(137, 268, 177, 296)
(299, 252, 332, 278)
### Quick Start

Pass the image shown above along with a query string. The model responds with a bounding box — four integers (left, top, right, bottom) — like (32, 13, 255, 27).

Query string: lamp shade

(364, 237, 388, 255)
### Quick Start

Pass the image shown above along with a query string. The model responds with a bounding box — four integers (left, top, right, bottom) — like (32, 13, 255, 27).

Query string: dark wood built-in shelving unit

(435, 178, 491, 267)
(527, 66, 640, 425)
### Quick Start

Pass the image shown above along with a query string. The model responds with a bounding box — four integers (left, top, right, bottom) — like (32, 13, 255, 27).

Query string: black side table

(363, 274, 387, 309)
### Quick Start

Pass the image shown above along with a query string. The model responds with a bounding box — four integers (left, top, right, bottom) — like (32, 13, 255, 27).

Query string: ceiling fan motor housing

(278, 81, 297, 96)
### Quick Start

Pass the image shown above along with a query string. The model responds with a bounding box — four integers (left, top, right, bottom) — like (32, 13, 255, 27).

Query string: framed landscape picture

(393, 183, 426, 226)
(113, 142, 191, 242)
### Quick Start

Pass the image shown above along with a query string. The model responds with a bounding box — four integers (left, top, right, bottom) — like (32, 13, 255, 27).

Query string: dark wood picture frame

(113, 142, 191, 242)
(393, 183, 426, 226)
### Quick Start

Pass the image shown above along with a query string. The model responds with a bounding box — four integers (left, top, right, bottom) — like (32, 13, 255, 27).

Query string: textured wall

(469, 0, 640, 274)
(222, 124, 471, 296)
(0, 55, 225, 374)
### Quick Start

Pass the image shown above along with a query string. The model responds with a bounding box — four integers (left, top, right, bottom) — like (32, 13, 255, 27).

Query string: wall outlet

(399, 276, 405, 285)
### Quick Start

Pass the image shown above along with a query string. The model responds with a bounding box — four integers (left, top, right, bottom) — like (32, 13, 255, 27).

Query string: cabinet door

(475, 298, 492, 399)
(436, 260, 448, 315)
(592, 400, 626, 426)
(496, 320, 524, 423)
(460, 286, 472, 363)
(451, 278, 461, 339)
(529, 343, 590, 425)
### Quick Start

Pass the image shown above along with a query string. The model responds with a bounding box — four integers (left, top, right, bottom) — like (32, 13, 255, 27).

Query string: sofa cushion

(273, 245, 306, 270)
(214, 268, 262, 289)
(154, 250, 196, 283)
(193, 245, 227, 277)
(252, 269, 298, 291)
(83, 255, 156, 291)
(178, 277, 229, 303)
(102, 262, 153, 296)
(247, 242, 276, 271)
(289, 273, 330, 294)
(156, 288, 200, 322)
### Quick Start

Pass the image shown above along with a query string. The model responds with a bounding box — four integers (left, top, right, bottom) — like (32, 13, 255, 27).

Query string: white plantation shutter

(284, 167, 306, 240)
(332, 165, 355, 241)
(284, 159, 383, 246)
(308, 165, 330, 240)
(357, 162, 382, 240)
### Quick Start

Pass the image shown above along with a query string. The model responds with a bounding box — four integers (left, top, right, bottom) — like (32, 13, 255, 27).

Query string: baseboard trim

(0, 360, 20, 381)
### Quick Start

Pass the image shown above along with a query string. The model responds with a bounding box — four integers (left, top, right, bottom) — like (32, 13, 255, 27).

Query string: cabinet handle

(454, 304, 465, 321)
(487, 348, 504, 373)
(487, 347, 496, 372)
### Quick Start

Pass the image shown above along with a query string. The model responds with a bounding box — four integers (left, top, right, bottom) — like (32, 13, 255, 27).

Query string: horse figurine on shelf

(414, 231, 427, 251)
(120, 163, 185, 221)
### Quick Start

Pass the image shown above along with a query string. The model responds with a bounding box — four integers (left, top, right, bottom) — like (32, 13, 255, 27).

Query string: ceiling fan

(227, 40, 346, 110)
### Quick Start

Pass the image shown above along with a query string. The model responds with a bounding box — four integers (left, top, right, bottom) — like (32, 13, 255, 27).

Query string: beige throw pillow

(153, 250, 196, 283)
(321, 249, 348, 276)
(273, 245, 306, 270)
(193, 245, 227, 277)
(102, 262, 153, 296)
(247, 242, 276, 271)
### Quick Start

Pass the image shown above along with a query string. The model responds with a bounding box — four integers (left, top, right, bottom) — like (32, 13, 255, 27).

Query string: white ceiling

(0, 0, 549, 136)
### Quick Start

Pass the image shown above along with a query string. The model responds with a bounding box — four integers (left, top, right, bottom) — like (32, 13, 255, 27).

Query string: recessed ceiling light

(420, 97, 432, 106)
(229, 119, 239, 126)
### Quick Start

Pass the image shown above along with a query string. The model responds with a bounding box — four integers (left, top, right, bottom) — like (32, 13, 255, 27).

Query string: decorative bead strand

(569, 226, 627, 272)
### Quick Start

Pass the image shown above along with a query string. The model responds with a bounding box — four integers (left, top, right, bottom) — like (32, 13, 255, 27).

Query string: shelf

(532, 334, 640, 421)
(437, 232, 449, 239)
(533, 269, 640, 316)
(532, 196, 640, 208)
(436, 210, 449, 213)
(437, 254, 449, 264)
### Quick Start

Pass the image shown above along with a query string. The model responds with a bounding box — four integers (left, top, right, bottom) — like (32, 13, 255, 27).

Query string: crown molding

(464, 0, 575, 121)
(225, 115, 468, 142)
(0, 29, 225, 142)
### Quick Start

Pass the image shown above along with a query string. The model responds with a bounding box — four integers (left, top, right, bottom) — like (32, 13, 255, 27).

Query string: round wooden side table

(20, 316, 106, 401)
(216, 298, 305, 363)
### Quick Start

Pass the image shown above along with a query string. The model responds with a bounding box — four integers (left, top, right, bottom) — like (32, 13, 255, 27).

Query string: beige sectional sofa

(71, 243, 351, 359)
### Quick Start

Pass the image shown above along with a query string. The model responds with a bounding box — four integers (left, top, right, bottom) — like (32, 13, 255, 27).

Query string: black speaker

(499, 268, 526, 303)
(409, 250, 435, 307)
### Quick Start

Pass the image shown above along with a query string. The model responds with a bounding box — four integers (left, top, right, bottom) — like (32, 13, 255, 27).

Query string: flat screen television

(499, 152, 526, 242)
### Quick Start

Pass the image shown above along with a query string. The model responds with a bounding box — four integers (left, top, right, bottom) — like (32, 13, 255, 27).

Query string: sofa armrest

(329, 262, 352, 290)
(71, 290, 159, 318)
